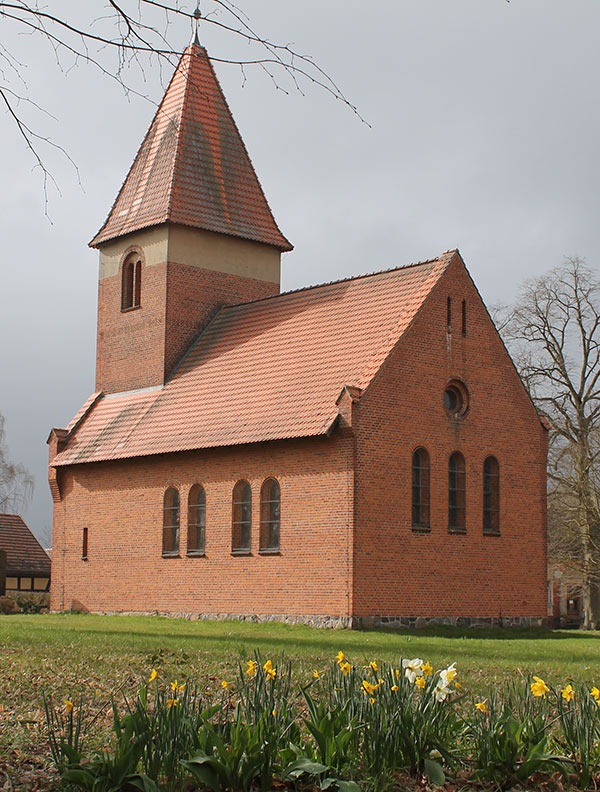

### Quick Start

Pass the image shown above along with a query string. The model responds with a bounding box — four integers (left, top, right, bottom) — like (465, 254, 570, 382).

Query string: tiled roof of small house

(90, 42, 292, 251)
(52, 252, 456, 466)
(0, 514, 51, 576)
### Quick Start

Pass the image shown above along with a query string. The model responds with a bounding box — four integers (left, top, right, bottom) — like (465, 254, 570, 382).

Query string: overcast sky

(1, 0, 599, 541)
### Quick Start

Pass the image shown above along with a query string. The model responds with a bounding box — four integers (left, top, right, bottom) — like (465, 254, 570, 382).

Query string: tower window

(483, 456, 500, 535)
(260, 478, 281, 553)
(232, 480, 252, 554)
(448, 451, 466, 532)
(411, 448, 430, 530)
(121, 253, 142, 310)
(162, 487, 180, 556)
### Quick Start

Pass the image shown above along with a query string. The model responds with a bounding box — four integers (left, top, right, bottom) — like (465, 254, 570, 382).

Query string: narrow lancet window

(162, 487, 180, 555)
(121, 253, 142, 310)
(187, 484, 206, 554)
(260, 478, 281, 552)
(232, 480, 252, 553)
(448, 452, 466, 531)
(411, 448, 430, 530)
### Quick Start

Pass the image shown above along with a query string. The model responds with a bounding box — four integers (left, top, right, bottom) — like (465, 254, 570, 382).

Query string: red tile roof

(90, 43, 292, 251)
(0, 514, 51, 576)
(53, 253, 455, 466)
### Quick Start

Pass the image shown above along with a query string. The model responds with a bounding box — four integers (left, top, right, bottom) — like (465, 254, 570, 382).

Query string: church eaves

(90, 42, 293, 251)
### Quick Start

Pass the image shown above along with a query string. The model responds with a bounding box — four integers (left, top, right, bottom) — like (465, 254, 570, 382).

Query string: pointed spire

(192, 2, 201, 46)
(90, 42, 292, 251)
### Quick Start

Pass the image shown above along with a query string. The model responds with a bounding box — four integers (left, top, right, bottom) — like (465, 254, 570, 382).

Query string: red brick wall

(164, 262, 277, 378)
(50, 434, 354, 619)
(353, 255, 548, 622)
(96, 260, 278, 395)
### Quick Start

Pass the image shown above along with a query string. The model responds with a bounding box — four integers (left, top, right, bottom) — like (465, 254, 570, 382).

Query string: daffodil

(170, 680, 185, 693)
(434, 685, 449, 702)
(475, 701, 488, 713)
(391, 685, 399, 692)
(166, 698, 179, 708)
(336, 651, 345, 664)
(415, 676, 426, 689)
(439, 662, 457, 687)
(454, 682, 462, 690)
(221, 680, 229, 689)
(148, 669, 158, 682)
(591, 686, 600, 701)
(369, 661, 378, 673)
(63, 700, 74, 713)
(531, 676, 550, 698)
(402, 657, 424, 684)
(561, 684, 575, 702)
(263, 660, 277, 681)
(263, 659, 274, 673)
(272, 708, 277, 717)
(369, 697, 375, 704)
(421, 661, 433, 677)
(339, 661, 351, 676)
(313, 670, 320, 679)
(246, 660, 257, 677)
(362, 680, 378, 696)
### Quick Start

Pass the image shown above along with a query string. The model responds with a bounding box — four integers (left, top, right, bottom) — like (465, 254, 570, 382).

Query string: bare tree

(0, 411, 33, 514)
(0, 1, 362, 208)
(503, 259, 600, 629)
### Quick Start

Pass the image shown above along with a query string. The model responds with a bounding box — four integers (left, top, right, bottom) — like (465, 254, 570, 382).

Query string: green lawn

(2, 614, 600, 788)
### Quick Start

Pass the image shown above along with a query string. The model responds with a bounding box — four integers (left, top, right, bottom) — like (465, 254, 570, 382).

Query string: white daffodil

(434, 683, 449, 702)
(402, 657, 424, 684)
(438, 662, 457, 688)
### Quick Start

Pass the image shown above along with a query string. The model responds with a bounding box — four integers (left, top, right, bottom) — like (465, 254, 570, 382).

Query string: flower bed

(45, 651, 600, 791)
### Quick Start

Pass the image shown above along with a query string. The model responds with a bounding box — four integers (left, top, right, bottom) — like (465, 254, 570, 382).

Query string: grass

(2, 613, 600, 789)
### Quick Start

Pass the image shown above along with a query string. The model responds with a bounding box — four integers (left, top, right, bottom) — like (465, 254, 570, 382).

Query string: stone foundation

(53, 608, 547, 630)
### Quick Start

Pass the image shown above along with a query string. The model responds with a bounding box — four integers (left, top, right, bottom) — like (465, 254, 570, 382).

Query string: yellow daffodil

(475, 701, 488, 713)
(170, 680, 184, 693)
(313, 670, 320, 679)
(415, 676, 426, 689)
(561, 684, 575, 702)
(391, 685, 399, 692)
(394, 669, 400, 680)
(166, 698, 179, 708)
(421, 661, 434, 677)
(369, 697, 375, 704)
(402, 657, 424, 684)
(339, 661, 351, 676)
(530, 676, 550, 698)
(221, 680, 229, 689)
(246, 660, 257, 677)
(369, 661, 378, 673)
(272, 708, 277, 716)
(455, 682, 462, 690)
(263, 659, 274, 673)
(266, 668, 276, 680)
(362, 680, 378, 696)
(148, 669, 158, 682)
(591, 686, 600, 701)
(336, 651, 345, 664)
(63, 700, 74, 713)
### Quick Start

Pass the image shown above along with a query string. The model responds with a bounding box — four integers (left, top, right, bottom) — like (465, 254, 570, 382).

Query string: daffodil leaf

(424, 758, 445, 787)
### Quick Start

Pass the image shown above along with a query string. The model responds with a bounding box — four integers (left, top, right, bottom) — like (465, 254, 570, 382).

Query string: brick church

(48, 39, 548, 628)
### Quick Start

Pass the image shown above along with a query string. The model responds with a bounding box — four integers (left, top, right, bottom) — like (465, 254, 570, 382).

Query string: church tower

(90, 41, 292, 395)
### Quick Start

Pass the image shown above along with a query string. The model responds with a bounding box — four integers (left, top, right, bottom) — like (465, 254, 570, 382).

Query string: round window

(443, 381, 469, 418)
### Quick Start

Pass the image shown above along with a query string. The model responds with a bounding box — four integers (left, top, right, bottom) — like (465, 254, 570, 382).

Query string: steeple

(91, 42, 291, 396)
(90, 42, 292, 251)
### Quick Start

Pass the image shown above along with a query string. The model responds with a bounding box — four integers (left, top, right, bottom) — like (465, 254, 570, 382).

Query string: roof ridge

(223, 251, 455, 311)
(0, 513, 25, 520)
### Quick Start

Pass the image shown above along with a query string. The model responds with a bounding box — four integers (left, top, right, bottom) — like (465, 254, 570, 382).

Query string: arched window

(232, 480, 252, 553)
(121, 253, 142, 310)
(411, 448, 430, 530)
(260, 478, 281, 552)
(187, 484, 206, 554)
(162, 487, 180, 555)
(483, 456, 500, 534)
(448, 452, 466, 532)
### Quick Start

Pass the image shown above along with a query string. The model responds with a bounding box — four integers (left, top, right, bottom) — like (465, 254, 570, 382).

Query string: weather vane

(193, 2, 201, 45)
